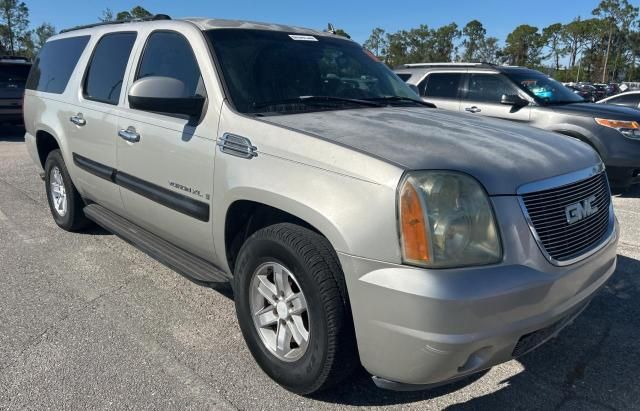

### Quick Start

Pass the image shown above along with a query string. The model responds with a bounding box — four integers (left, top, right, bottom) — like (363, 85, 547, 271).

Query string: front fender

(546, 123, 607, 158)
(212, 153, 403, 275)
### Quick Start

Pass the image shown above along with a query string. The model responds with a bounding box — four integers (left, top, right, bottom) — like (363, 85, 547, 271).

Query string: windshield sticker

(289, 34, 318, 41)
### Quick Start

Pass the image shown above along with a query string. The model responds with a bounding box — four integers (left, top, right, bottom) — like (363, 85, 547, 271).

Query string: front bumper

(338, 196, 618, 388)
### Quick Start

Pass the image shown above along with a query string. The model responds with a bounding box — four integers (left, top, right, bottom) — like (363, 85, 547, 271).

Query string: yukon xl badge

(169, 181, 211, 201)
(565, 195, 598, 224)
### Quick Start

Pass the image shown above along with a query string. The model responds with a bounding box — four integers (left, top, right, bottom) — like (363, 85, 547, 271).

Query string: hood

(261, 107, 601, 195)
(549, 102, 640, 120)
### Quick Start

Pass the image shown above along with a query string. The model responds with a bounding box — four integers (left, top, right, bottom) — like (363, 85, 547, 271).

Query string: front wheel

(233, 223, 357, 394)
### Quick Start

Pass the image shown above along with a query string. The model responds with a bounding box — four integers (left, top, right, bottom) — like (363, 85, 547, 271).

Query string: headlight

(595, 118, 640, 139)
(398, 171, 502, 268)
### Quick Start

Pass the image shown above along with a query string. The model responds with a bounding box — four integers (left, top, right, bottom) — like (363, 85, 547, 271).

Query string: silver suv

(24, 17, 618, 394)
(395, 63, 640, 188)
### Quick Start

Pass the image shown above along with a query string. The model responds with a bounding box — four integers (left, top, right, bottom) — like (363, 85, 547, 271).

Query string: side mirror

(408, 83, 420, 96)
(500, 94, 529, 107)
(128, 76, 205, 117)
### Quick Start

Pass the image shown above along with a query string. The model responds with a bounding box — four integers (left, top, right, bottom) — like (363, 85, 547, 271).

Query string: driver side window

(136, 31, 206, 100)
(465, 74, 518, 103)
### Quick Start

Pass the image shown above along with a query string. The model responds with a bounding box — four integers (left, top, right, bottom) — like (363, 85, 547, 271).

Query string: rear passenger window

(136, 31, 204, 99)
(419, 73, 462, 98)
(84, 32, 137, 105)
(26, 36, 90, 94)
(396, 73, 412, 82)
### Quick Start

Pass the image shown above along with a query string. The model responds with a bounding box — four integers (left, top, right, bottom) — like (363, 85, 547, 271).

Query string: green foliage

(99, 8, 114, 22)
(542, 23, 566, 70)
(504, 24, 543, 66)
(333, 28, 350, 39)
(0, 0, 29, 55)
(115, 6, 152, 21)
(462, 20, 486, 62)
(0, 1, 638, 82)
(363, 27, 386, 57)
(33, 22, 54, 50)
(361, 0, 640, 81)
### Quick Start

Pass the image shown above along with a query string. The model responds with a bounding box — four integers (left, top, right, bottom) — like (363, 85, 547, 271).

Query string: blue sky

(26, 0, 640, 45)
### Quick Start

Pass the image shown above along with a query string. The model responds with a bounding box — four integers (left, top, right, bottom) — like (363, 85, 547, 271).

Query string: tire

(44, 149, 91, 231)
(233, 223, 358, 394)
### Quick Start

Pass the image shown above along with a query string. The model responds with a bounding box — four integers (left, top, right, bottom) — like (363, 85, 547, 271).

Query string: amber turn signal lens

(399, 181, 430, 263)
(595, 118, 640, 129)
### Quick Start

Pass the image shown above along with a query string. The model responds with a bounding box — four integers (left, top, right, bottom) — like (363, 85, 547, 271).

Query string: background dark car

(0, 56, 31, 126)
(589, 83, 608, 101)
(567, 84, 596, 102)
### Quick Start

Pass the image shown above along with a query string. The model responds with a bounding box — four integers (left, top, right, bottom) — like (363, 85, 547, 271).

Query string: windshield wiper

(253, 96, 384, 110)
(364, 96, 435, 108)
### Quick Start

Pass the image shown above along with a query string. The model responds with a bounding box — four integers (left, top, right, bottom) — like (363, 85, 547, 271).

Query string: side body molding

(72, 153, 210, 222)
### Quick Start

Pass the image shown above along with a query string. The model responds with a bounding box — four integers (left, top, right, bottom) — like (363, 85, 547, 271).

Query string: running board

(83, 203, 229, 283)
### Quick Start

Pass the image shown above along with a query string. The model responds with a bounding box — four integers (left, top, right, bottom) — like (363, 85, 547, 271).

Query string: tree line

(2, 1, 638, 83)
(0, 1, 152, 59)
(363, 0, 640, 83)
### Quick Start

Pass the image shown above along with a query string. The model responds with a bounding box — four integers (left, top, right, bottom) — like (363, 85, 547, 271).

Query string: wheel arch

(35, 129, 61, 168)
(552, 127, 606, 158)
(219, 191, 349, 275)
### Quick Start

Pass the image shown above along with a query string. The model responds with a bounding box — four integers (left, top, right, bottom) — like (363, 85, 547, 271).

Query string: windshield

(0, 64, 30, 90)
(206, 29, 418, 115)
(507, 71, 584, 105)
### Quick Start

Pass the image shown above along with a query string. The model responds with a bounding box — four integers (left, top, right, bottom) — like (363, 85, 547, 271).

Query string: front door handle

(70, 113, 86, 126)
(118, 126, 140, 143)
(465, 106, 482, 113)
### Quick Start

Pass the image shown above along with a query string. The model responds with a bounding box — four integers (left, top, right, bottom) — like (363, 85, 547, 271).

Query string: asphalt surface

(1, 125, 640, 410)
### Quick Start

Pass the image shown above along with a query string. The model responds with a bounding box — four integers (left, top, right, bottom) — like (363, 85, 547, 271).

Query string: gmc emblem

(565, 195, 598, 224)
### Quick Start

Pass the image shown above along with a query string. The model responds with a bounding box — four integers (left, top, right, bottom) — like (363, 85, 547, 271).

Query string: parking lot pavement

(1, 126, 639, 410)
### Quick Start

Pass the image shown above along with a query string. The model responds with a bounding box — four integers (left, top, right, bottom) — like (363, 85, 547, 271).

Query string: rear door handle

(118, 126, 140, 143)
(70, 113, 86, 126)
(465, 106, 481, 113)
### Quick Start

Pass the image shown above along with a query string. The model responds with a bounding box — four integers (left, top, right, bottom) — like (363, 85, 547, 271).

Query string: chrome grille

(520, 170, 612, 264)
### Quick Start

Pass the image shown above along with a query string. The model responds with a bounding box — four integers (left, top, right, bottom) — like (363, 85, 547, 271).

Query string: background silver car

(396, 63, 640, 188)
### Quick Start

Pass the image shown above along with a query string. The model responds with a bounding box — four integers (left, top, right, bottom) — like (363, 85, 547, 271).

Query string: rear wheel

(233, 223, 357, 394)
(44, 150, 91, 231)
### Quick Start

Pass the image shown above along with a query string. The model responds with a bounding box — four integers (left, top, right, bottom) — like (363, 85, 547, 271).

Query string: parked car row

(12, 16, 633, 396)
(563, 81, 620, 102)
(0, 56, 31, 126)
(395, 62, 640, 189)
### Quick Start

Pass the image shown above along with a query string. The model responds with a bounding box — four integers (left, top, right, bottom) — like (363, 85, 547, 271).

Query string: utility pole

(602, 24, 613, 83)
(576, 57, 582, 83)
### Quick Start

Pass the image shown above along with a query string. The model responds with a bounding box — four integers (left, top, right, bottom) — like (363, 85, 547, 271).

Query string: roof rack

(60, 14, 172, 34)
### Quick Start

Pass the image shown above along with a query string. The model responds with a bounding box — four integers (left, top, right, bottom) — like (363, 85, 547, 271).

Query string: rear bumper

(24, 132, 44, 178)
(339, 196, 618, 388)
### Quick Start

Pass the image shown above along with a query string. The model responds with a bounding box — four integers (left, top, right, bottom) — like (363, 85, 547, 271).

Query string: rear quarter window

(419, 72, 463, 98)
(26, 35, 90, 94)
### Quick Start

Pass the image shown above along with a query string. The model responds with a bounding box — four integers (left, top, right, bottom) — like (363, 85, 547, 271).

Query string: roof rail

(0, 55, 30, 61)
(60, 14, 172, 34)
(399, 62, 496, 69)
